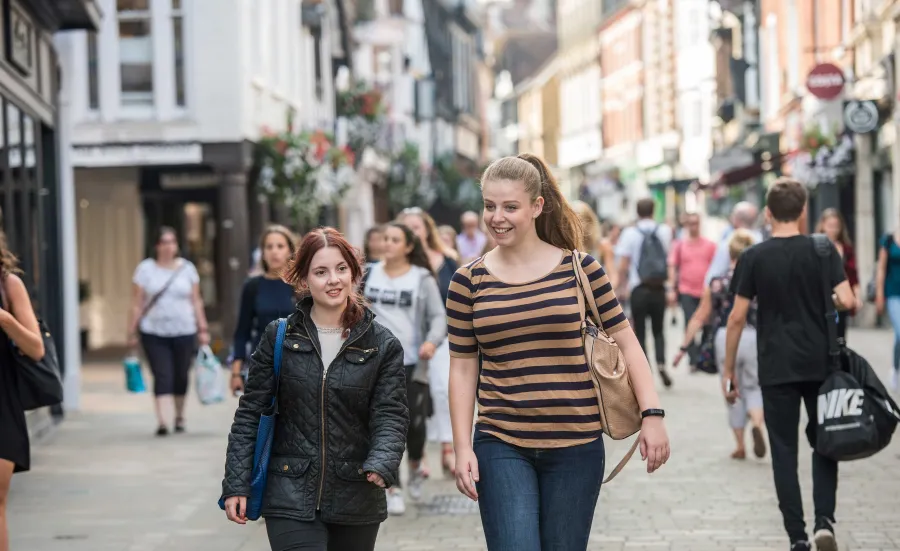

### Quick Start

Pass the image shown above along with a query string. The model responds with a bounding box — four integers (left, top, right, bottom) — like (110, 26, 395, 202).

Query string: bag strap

(139, 261, 189, 322)
(271, 318, 288, 413)
(603, 439, 641, 484)
(571, 250, 606, 334)
(572, 250, 641, 483)
(811, 234, 841, 369)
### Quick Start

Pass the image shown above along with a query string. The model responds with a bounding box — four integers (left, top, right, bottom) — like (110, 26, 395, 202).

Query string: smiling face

(382, 225, 413, 263)
(262, 231, 292, 273)
(482, 179, 543, 247)
(303, 246, 353, 310)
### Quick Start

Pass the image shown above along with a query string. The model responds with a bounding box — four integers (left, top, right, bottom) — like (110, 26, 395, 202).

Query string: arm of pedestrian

(420, 274, 448, 352)
(449, 355, 481, 499)
(876, 245, 888, 314)
(191, 281, 210, 345)
(674, 287, 713, 367)
(0, 273, 44, 361)
(127, 282, 145, 344)
(832, 281, 855, 313)
(363, 337, 409, 489)
(723, 297, 748, 401)
(222, 321, 277, 499)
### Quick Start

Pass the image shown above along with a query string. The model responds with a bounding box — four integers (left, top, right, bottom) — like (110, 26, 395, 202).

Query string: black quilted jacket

(221, 298, 409, 525)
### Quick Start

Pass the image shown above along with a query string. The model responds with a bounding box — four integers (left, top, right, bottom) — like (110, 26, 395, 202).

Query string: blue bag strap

(271, 318, 287, 412)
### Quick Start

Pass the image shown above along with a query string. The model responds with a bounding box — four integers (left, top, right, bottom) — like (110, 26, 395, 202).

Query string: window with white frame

(173, 0, 185, 106)
(117, 0, 154, 107)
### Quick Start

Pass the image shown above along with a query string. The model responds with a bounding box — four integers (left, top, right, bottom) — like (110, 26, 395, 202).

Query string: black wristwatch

(641, 408, 665, 419)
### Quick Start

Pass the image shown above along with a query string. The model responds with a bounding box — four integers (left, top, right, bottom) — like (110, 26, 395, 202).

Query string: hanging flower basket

(256, 128, 356, 230)
(337, 83, 385, 122)
(386, 142, 435, 215)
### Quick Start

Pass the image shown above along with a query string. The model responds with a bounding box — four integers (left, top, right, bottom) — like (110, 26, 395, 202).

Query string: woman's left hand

(198, 329, 210, 346)
(366, 472, 386, 488)
(418, 342, 436, 360)
(638, 417, 670, 474)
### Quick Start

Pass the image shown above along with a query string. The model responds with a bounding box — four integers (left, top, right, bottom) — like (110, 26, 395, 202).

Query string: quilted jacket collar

(292, 296, 376, 343)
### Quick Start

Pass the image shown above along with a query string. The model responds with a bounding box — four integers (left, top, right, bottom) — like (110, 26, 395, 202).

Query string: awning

(49, 0, 102, 31)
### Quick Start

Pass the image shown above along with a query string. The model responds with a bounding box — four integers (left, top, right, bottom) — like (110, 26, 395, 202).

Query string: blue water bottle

(124, 355, 146, 393)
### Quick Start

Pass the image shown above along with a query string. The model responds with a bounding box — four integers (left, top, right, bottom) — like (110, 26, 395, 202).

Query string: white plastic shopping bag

(194, 345, 225, 405)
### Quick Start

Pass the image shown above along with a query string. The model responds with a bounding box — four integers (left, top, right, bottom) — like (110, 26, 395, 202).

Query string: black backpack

(636, 225, 668, 286)
(811, 234, 900, 461)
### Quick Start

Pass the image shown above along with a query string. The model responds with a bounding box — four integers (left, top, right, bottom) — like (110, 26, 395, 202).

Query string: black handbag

(0, 276, 63, 411)
(811, 235, 900, 461)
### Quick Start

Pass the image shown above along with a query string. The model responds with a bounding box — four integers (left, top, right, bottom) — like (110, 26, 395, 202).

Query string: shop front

(0, 0, 99, 429)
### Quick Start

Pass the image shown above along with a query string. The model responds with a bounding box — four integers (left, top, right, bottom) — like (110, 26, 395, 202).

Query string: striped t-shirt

(446, 250, 630, 448)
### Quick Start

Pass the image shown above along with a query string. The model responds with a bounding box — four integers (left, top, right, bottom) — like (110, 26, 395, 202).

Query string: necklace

(318, 326, 344, 334)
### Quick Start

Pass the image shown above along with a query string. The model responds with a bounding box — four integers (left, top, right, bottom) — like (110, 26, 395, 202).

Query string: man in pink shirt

(668, 213, 716, 365)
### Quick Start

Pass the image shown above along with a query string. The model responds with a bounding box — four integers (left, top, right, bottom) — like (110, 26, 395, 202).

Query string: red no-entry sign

(806, 63, 846, 100)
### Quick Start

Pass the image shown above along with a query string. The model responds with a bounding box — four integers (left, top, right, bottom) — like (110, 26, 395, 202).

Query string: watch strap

(641, 408, 665, 419)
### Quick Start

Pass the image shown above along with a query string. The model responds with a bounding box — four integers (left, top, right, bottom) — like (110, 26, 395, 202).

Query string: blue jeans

(887, 296, 900, 370)
(473, 431, 605, 551)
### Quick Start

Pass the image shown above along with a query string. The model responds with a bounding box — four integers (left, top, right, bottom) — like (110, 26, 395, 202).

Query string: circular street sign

(806, 63, 846, 100)
(843, 100, 879, 134)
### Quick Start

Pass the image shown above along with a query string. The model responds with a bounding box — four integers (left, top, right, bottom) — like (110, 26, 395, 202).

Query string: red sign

(806, 63, 846, 100)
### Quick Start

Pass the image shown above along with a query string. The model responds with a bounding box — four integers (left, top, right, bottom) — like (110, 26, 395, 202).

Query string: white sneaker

(891, 369, 898, 391)
(408, 466, 427, 501)
(386, 489, 405, 516)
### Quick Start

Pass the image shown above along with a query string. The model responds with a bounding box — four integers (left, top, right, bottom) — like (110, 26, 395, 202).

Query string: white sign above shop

(71, 142, 203, 168)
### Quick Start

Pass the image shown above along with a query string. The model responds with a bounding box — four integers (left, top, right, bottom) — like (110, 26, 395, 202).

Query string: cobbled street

(9, 326, 900, 551)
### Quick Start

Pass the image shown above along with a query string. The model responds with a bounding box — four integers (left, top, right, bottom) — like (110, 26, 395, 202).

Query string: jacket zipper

(310, 320, 374, 511)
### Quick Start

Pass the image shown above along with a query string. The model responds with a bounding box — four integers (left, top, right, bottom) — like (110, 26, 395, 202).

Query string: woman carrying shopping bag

(222, 228, 408, 551)
(127, 226, 209, 436)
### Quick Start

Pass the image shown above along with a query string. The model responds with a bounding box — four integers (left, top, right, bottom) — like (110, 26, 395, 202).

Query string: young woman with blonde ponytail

(446, 153, 670, 550)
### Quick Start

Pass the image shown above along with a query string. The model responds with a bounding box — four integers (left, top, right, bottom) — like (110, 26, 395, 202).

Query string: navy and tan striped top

(447, 250, 630, 448)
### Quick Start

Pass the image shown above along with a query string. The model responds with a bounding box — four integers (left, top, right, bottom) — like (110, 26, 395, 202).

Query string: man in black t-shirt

(723, 179, 856, 551)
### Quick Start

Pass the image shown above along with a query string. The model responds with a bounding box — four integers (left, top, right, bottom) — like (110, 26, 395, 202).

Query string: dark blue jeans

(473, 431, 605, 551)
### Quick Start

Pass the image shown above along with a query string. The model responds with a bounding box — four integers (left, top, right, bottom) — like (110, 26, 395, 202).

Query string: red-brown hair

(283, 227, 366, 333)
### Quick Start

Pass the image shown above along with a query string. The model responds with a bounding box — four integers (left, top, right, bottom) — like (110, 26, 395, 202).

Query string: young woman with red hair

(222, 227, 409, 551)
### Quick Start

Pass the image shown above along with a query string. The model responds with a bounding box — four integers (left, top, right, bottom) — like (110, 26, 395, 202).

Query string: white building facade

(59, 0, 348, 350)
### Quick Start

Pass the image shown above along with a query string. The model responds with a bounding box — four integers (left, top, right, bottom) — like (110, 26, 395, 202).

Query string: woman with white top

(127, 227, 209, 436)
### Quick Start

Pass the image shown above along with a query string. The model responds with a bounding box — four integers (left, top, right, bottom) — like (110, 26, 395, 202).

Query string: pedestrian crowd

(1, 151, 899, 551)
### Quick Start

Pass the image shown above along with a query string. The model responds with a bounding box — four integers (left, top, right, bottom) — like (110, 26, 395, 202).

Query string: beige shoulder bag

(572, 250, 643, 483)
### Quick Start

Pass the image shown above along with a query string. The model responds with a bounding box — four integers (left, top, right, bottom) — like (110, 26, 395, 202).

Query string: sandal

(730, 448, 746, 460)
(174, 418, 186, 434)
(156, 425, 169, 437)
(752, 427, 767, 458)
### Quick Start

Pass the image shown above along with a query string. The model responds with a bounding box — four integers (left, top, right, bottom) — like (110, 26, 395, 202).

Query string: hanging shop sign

(806, 63, 846, 100)
(843, 100, 879, 134)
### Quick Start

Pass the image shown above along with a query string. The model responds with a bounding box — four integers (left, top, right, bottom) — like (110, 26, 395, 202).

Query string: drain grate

(417, 494, 480, 516)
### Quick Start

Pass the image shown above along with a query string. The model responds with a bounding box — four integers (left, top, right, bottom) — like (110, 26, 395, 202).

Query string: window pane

(87, 32, 99, 109)
(173, 16, 185, 106)
(118, 0, 149, 11)
(6, 103, 20, 169)
(119, 19, 154, 106)
(173, 0, 181, 9)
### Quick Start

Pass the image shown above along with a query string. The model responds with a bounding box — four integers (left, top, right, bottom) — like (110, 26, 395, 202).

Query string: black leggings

(405, 364, 431, 465)
(266, 515, 380, 551)
(140, 333, 196, 396)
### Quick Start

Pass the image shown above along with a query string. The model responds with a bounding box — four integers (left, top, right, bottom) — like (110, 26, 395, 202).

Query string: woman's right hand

(126, 333, 138, 349)
(454, 447, 479, 501)
(224, 496, 248, 524)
